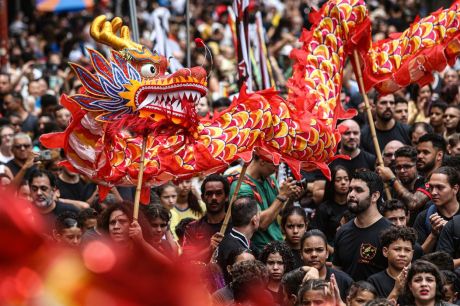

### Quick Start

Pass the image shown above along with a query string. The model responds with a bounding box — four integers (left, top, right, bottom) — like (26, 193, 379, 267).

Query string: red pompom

(194, 38, 205, 47)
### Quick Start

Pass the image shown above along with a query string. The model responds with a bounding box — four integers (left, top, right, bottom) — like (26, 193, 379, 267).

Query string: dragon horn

(90, 15, 143, 51)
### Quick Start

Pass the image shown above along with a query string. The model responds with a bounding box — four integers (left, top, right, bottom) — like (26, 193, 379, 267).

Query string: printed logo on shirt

(359, 243, 377, 263)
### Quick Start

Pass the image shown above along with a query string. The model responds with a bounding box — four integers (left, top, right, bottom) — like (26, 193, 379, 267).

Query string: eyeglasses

(395, 164, 415, 172)
(13, 144, 31, 149)
(1, 133, 13, 138)
(383, 152, 395, 158)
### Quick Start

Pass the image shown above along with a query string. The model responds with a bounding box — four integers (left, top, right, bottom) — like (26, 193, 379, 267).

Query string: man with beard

(182, 174, 230, 262)
(361, 94, 411, 156)
(416, 133, 446, 178)
(28, 169, 80, 233)
(414, 166, 460, 253)
(394, 97, 409, 125)
(333, 171, 392, 281)
(329, 119, 376, 173)
(377, 146, 426, 224)
(377, 135, 445, 226)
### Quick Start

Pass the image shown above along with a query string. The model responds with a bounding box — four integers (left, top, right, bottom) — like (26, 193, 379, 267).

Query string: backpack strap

(228, 174, 263, 204)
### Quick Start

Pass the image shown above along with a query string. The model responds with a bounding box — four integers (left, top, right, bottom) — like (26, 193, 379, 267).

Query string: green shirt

(229, 174, 284, 251)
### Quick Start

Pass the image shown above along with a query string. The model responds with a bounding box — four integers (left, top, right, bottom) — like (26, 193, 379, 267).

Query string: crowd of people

(4, 0, 460, 305)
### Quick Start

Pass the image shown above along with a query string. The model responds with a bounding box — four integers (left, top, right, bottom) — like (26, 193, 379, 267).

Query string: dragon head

(70, 15, 207, 129)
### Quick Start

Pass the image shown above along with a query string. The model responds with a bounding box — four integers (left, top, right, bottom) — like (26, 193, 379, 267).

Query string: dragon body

(41, 0, 460, 200)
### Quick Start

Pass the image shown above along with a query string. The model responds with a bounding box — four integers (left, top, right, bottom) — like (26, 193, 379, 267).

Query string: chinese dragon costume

(41, 0, 460, 202)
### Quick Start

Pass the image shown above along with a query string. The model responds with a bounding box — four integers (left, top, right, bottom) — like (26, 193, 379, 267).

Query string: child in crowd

(144, 204, 179, 257)
(259, 241, 295, 304)
(368, 226, 417, 299)
(53, 211, 83, 247)
(346, 281, 378, 306)
(281, 206, 308, 268)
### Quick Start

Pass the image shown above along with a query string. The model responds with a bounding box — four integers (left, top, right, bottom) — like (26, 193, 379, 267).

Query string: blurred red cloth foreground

(0, 188, 211, 306)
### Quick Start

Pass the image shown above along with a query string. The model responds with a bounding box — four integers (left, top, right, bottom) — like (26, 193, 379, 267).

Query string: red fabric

(360, 2, 460, 94)
(0, 190, 216, 306)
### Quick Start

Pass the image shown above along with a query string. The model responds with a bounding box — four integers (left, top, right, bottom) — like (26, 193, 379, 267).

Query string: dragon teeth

(138, 89, 201, 111)
(138, 93, 155, 110)
(192, 92, 198, 101)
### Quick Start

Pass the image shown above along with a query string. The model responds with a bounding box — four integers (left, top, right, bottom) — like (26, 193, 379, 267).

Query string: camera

(34, 150, 52, 162)
(296, 178, 307, 189)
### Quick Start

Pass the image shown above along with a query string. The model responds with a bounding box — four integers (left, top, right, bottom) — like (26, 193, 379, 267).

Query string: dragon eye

(141, 64, 157, 77)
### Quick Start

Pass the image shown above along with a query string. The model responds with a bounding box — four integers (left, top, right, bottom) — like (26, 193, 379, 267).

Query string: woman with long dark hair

(173, 179, 205, 222)
(143, 204, 179, 258)
(155, 182, 181, 239)
(281, 206, 308, 268)
(310, 165, 350, 248)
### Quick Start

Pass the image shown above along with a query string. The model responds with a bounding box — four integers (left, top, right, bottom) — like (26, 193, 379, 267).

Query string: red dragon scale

(359, 1, 460, 93)
(40, 0, 460, 202)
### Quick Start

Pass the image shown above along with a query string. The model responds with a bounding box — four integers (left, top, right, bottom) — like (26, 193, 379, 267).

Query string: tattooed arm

(393, 179, 430, 210)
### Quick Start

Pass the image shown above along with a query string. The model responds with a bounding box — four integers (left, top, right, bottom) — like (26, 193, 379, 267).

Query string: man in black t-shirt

(56, 166, 95, 202)
(437, 215, 460, 268)
(361, 94, 411, 156)
(367, 227, 416, 299)
(333, 171, 392, 281)
(330, 119, 376, 173)
(182, 174, 230, 262)
(413, 166, 460, 254)
(6, 133, 38, 181)
(28, 169, 80, 233)
(378, 135, 446, 221)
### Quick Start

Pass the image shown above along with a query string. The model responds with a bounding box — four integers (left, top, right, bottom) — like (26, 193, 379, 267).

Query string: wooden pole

(133, 136, 147, 220)
(219, 163, 249, 235)
(352, 50, 392, 200)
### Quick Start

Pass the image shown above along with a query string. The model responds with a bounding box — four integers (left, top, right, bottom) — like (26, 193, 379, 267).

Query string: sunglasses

(13, 144, 31, 149)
